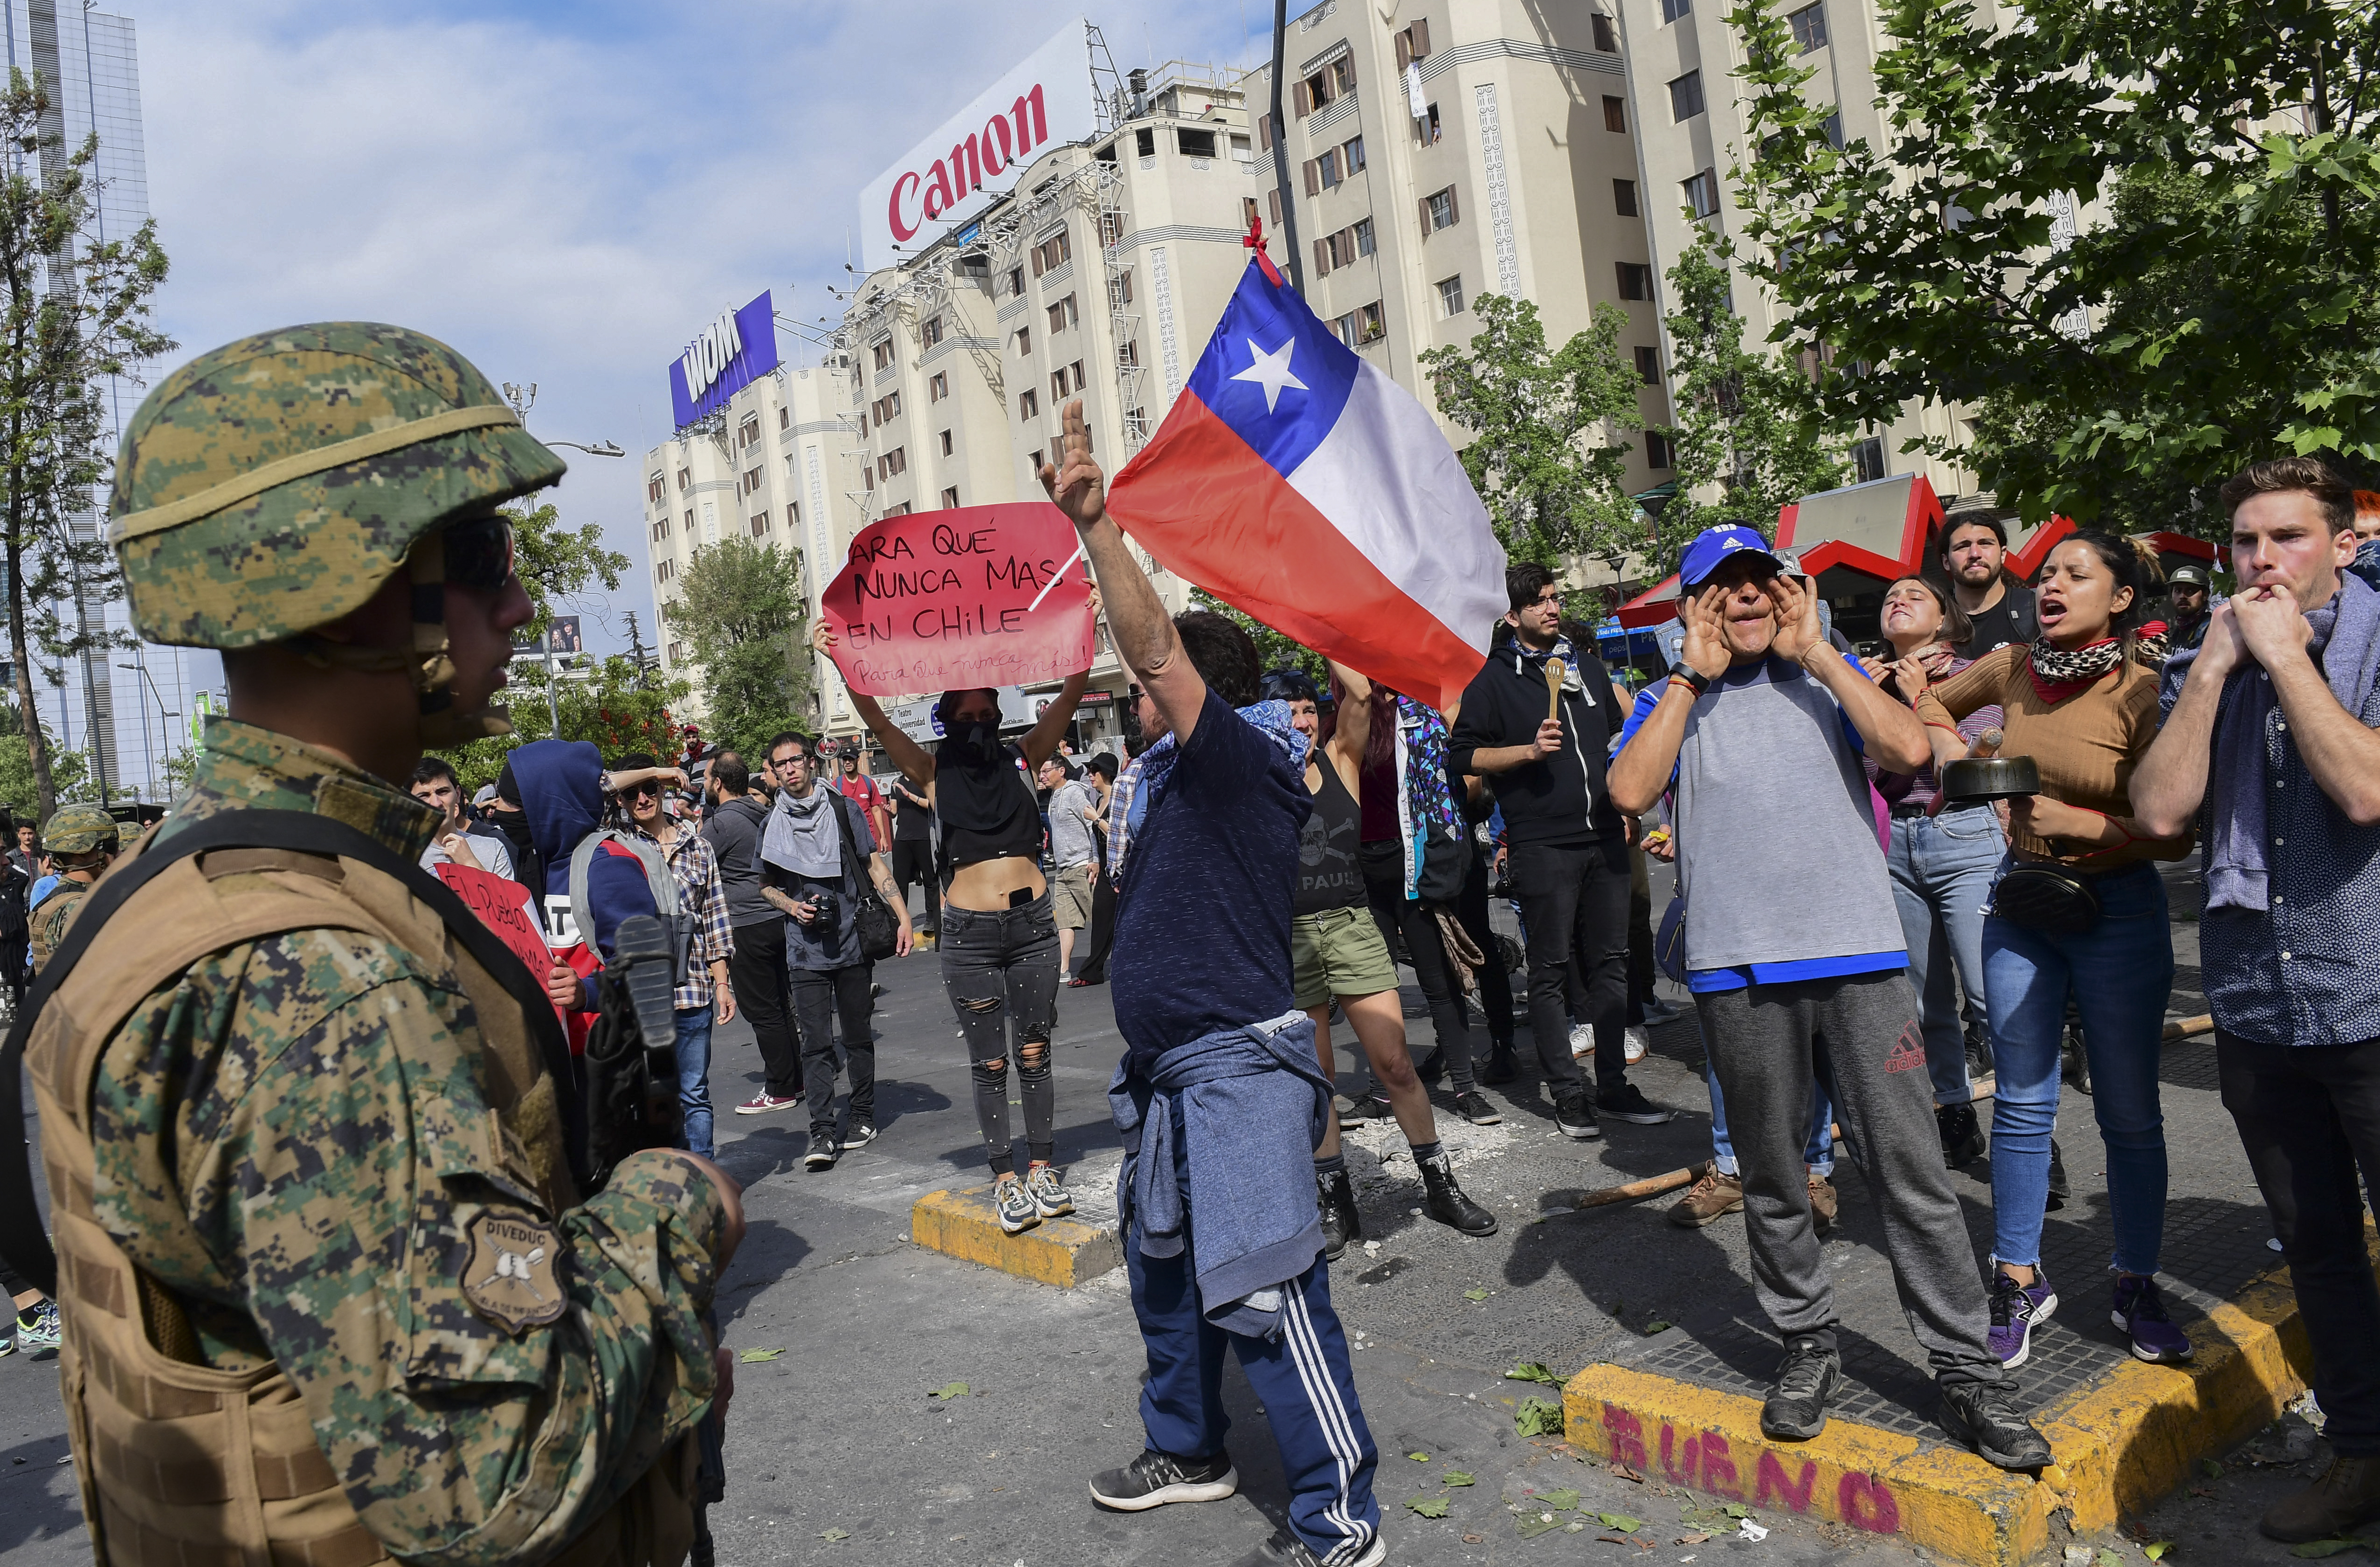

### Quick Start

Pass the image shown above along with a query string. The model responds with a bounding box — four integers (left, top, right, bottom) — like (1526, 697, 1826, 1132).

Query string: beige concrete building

(1610, 0, 1986, 500)
(1245, 0, 1672, 505)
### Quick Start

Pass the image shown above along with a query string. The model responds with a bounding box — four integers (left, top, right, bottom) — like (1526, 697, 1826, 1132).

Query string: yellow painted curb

(1564, 1249, 2358, 1564)
(910, 1185, 1123, 1288)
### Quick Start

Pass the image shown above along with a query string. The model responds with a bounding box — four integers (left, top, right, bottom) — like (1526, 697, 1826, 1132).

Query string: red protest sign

(820, 501, 1093, 696)
(434, 864, 562, 1021)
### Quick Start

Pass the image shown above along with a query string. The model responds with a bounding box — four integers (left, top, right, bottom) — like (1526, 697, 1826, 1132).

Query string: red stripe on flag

(1110, 391, 1487, 713)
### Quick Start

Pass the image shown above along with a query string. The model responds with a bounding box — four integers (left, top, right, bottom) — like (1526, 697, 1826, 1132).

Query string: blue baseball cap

(1679, 524, 1785, 589)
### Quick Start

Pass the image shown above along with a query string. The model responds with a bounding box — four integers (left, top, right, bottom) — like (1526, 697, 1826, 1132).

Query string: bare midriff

(930, 777, 1050, 912)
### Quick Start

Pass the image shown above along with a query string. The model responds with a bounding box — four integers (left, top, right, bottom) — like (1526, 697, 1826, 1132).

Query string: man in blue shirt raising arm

(1042, 400, 1382, 1567)
(1606, 525, 2049, 1470)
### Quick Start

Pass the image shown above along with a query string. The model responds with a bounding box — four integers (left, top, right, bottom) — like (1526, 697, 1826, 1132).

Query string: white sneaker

(993, 1175, 1041, 1234)
(1568, 1022, 1594, 1058)
(1623, 1026, 1650, 1065)
(1026, 1163, 1075, 1218)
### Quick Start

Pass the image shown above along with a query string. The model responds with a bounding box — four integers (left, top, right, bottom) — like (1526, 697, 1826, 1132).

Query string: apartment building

(830, 62, 1269, 749)
(1246, 0, 1673, 512)
(1612, 0, 1988, 497)
(638, 358, 871, 729)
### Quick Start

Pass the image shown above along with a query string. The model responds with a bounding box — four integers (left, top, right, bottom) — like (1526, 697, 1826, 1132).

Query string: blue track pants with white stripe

(1127, 1219, 1381, 1561)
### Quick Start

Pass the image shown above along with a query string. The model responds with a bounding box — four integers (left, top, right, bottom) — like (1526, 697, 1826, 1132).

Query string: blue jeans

(674, 1005, 716, 1159)
(1708, 1046, 1834, 1176)
(1983, 859, 2174, 1272)
(1885, 805, 2004, 1106)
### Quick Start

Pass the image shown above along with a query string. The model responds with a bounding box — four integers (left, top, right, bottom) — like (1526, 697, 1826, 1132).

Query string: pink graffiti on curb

(1597, 1402, 1903, 1534)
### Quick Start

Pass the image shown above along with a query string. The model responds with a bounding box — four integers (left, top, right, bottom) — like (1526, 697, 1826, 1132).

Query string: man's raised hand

(1039, 399, 1107, 532)
(1769, 572, 1824, 664)
(1679, 583, 1731, 680)
(2231, 584, 2314, 675)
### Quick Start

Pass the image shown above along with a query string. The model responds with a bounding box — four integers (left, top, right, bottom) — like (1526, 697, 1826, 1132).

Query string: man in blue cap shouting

(1606, 525, 2051, 1471)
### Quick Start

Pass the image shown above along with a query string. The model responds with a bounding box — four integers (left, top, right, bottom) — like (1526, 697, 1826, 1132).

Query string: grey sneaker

(13, 1299, 57, 1350)
(993, 1175, 1041, 1234)
(1026, 1163, 1075, 1218)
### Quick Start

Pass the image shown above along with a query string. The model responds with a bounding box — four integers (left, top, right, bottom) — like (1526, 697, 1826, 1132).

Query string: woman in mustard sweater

(1896, 534, 2193, 1370)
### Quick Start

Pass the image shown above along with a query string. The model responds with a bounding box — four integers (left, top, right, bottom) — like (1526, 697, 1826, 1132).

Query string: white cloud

(123, 0, 1267, 665)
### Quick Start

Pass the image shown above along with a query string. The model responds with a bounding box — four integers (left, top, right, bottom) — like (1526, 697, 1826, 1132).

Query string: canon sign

(857, 19, 1098, 272)
(667, 290, 779, 428)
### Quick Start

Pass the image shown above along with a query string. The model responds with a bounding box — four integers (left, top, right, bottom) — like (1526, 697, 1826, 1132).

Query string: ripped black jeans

(941, 890, 1063, 1176)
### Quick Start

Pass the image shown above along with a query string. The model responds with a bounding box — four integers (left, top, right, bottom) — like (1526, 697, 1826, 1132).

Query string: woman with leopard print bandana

(1894, 533, 2194, 1374)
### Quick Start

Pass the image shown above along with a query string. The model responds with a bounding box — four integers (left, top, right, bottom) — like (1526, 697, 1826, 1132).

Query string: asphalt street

(0, 862, 2279, 1566)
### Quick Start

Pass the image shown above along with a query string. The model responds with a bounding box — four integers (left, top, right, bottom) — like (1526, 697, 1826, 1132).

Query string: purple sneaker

(2112, 1274, 2193, 1364)
(1987, 1265, 2057, 1367)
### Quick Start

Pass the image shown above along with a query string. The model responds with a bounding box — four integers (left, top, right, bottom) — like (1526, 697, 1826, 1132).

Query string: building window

(1822, 111, 1844, 149)
(656, 558, 675, 584)
(739, 415, 761, 447)
(1135, 126, 1155, 157)
(1614, 179, 1639, 217)
(1669, 71, 1705, 121)
(786, 502, 800, 529)
(1019, 388, 1040, 420)
(862, 466, 873, 492)
(941, 486, 961, 509)
(1395, 18, 1432, 64)
(1050, 369, 1068, 403)
(742, 466, 764, 495)
(879, 447, 907, 480)
(1100, 211, 1124, 247)
(1592, 12, 1620, 50)
(1662, 0, 1691, 19)
(650, 517, 669, 543)
(1414, 103, 1441, 144)
(1231, 132, 1251, 161)
(928, 371, 948, 403)
(1109, 269, 1134, 308)
(1016, 326, 1032, 356)
(1683, 167, 1722, 219)
(1334, 301, 1387, 346)
(1243, 196, 1260, 232)
(1318, 147, 1343, 188)
(676, 467, 692, 492)
(1437, 275, 1465, 316)
(1298, 55, 1354, 114)
(647, 474, 666, 505)
(1177, 126, 1217, 159)
(1617, 262, 1654, 300)
(1423, 186, 1459, 234)
(1634, 346, 1662, 384)
(750, 512, 770, 538)
(1121, 338, 1139, 366)
(885, 502, 911, 517)
(921, 314, 944, 348)
(1269, 188, 1283, 226)
(1047, 293, 1079, 332)
(1008, 265, 1026, 296)
(1354, 217, 1376, 256)
(1031, 229, 1071, 276)
(1603, 95, 1627, 133)
(871, 339, 894, 371)
(1852, 434, 1886, 482)
(939, 429, 953, 456)
(683, 509, 695, 534)
(1342, 135, 1365, 174)
(778, 406, 790, 429)
(1787, 2, 1828, 52)
(1644, 432, 1675, 469)
(668, 641, 682, 664)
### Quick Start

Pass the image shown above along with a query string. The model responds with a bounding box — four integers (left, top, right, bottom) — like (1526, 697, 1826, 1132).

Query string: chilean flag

(1107, 254, 1507, 714)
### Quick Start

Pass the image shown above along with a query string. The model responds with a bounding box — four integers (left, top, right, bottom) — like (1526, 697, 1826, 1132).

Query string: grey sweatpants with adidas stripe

(1699, 970, 2006, 1387)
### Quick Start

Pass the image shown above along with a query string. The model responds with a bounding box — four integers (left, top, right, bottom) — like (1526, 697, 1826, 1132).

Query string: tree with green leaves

(1419, 294, 1645, 570)
(510, 497, 629, 643)
(431, 655, 690, 793)
(662, 536, 812, 763)
(1726, 0, 2380, 531)
(0, 700, 84, 818)
(1649, 228, 1850, 575)
(0, 69, 170, 818)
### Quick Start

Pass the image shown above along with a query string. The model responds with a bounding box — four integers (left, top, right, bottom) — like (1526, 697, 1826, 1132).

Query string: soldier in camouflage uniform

(28, 803, 117, 974)
(29, 323, 744, 1567)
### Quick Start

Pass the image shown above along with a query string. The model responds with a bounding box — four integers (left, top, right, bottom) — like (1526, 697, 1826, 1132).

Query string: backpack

(565, 829, 691, 985)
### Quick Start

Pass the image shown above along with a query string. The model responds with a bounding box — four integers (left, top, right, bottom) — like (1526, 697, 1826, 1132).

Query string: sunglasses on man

(442, 513, 517, 593)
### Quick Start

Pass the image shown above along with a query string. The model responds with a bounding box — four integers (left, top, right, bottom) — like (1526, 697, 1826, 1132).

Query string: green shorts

(1291, 905, 1398, 1011)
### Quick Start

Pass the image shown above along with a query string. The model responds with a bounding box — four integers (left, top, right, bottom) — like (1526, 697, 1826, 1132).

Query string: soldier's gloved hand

(679, 1152, 745, 1269)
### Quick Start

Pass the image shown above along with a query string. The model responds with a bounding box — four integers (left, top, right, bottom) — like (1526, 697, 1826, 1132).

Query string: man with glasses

(615, 752, 736, 1161)
(1449, 563, 1671, 1137)
(28, 324, 742, 1563)
(715, 743, 804, 1115)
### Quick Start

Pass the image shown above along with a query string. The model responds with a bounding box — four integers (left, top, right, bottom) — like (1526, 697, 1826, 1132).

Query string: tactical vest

(28, 834, 697, 1567)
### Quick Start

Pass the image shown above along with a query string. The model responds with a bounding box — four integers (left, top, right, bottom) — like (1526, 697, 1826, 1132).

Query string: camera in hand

(807, 889, 838, 927)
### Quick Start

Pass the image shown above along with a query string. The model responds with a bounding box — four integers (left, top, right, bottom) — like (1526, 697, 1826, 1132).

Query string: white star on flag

(1230, 337, 1308, 414)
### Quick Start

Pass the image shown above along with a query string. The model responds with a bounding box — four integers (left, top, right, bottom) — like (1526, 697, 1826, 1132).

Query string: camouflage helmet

(41, 803, 118, 857)
(107, 322, 565, 648)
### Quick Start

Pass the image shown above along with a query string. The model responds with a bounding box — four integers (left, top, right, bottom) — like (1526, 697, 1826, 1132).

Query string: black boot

(2045, 1139, 2069, 1211)
(1417, 1150, 1497, 1236)
(1317, 1168, 1360, 1260)
(1480, 1040, 1519, 1086)
(1936, 1101, 1986, 1167)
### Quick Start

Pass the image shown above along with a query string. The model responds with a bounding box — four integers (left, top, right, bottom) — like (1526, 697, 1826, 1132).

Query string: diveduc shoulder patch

(461, 1210, 566, 1333)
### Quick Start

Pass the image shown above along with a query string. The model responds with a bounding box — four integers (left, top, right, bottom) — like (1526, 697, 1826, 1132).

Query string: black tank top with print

(1293, 759, 1366, 917)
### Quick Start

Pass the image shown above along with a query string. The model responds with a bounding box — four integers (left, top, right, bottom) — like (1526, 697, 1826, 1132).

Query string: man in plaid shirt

(614, 754, 737, 1159)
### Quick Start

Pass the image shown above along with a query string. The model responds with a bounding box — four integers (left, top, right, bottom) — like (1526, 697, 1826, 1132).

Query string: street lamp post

(117, 658, 177, 802)
(500, 381, 625, 740)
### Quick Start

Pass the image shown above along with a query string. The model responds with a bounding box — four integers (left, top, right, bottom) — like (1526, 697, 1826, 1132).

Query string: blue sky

(130, 0, 1277, 659)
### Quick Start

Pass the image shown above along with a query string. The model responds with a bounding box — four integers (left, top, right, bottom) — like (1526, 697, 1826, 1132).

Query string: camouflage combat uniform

(29, 881, 88, 974)
(29, 803, 117, 974)
(29, 323, 727, 1567)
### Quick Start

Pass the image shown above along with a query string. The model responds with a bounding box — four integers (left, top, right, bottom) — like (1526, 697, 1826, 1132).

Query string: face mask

(951, 721, 1000, 759)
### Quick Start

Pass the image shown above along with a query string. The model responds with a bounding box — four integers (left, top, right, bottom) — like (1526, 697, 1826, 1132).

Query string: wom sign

(857, 19, 1098, 271)
(668, 290, 780, 428)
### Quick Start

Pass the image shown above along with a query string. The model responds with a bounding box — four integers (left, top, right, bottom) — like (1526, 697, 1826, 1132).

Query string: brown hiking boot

(1669, 1167, 1744, 1227)
(1807, 1170, 1839, 1237)
(2263, 1455, 2380, 1543)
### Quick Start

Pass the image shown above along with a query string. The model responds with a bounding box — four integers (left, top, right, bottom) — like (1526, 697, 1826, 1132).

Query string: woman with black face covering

(813, 622, 1091, 1235)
